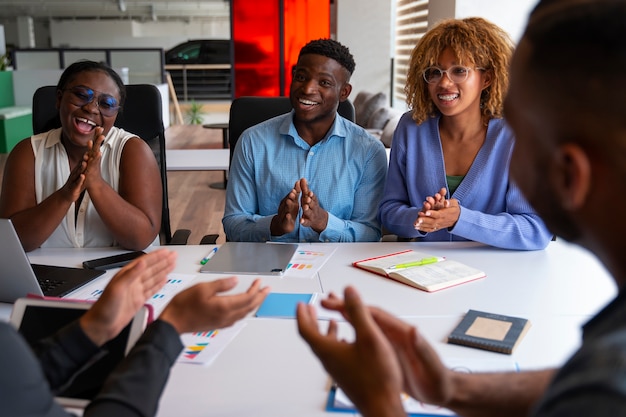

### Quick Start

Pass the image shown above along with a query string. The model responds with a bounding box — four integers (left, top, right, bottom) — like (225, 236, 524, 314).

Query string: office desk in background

(166, 149, 230, 172)
(165, 148, 229, 190)
(0, 241, 616, 417)
(203, 122, 230, 189)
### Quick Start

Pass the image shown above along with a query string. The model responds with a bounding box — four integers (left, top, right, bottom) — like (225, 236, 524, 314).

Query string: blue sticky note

(255, 293, 314, 318)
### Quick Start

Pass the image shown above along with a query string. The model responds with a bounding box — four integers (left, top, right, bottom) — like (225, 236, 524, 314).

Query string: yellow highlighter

(388, 256, 444, 270)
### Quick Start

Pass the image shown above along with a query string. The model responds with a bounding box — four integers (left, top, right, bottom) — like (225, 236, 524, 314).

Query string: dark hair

(525, 0, 626, 125)
(298, 38, 356, 76)
(521, 0, 626, 161)
(56, 60, 126, 106)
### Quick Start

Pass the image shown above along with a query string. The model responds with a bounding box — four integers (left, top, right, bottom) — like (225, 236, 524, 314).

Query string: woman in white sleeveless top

(0, 61, 162, 251)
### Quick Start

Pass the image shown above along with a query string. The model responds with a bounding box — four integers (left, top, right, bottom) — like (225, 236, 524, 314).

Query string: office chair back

(228, 96, 355, 164)
(31, 84, 187, 245)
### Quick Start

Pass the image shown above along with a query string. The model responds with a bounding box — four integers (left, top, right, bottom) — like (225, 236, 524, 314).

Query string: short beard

(527, 180, 582, 243)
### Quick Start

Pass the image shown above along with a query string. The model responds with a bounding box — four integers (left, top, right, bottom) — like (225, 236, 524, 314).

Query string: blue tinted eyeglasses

(64, 86, 121, 117)
(422, 65, 484, 84)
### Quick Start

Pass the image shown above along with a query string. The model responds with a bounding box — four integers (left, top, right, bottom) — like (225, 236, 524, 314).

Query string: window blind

(393, 0, 428, 107)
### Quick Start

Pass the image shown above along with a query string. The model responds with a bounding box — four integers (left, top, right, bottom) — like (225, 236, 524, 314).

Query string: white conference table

(0, 240, 617, 417)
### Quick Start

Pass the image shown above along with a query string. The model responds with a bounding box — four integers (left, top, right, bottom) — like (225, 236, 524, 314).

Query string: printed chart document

(353, 250, 485, 292)
(283, 245, 337, 279)
(145, 274, 197, 316)
(68, 273, 197, 316)
(328, 358, 519, 416)
(178, 321, 246, 365)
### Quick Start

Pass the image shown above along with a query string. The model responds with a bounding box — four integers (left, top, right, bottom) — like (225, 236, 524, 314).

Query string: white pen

(200, 247, 218, 265)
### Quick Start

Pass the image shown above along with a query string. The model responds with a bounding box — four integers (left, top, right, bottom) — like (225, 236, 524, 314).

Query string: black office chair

(228, 96, 355, 165)
(32, 84, 218, 245)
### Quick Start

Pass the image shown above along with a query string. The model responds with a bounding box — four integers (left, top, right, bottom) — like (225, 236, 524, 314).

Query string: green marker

(389, 256, 444, 269)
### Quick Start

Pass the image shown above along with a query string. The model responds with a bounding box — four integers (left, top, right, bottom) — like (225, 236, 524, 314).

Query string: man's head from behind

(290, 39, 355, 128)
(505, 0, 626, 248)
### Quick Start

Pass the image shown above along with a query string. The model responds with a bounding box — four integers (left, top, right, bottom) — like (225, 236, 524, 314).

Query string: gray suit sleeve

(84, 319, 183, 417)
(0, 322, 74, 417)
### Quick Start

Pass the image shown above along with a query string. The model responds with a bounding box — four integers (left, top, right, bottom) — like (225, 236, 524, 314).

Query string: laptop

(199, 242, 299, 275)
(0, 218, 105, 303)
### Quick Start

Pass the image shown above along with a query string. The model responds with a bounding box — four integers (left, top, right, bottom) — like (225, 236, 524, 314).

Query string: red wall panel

(283, 0, 330, 95)
(232, 0, 281, 97)
(232, 0, 329, 97)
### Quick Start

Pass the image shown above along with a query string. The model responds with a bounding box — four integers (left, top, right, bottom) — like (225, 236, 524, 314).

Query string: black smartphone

(82, 251, 146, 270)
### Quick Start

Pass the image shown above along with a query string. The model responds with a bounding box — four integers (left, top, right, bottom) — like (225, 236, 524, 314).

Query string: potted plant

(0, 53, 10, 71)
(0, 53, 14, 108)
(185, 100, 206, 125)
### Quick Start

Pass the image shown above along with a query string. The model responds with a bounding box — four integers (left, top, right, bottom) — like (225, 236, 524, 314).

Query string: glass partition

(63, 51, 108, 67)
(13, 48, 164, 84)
(13, 51, 61, 70)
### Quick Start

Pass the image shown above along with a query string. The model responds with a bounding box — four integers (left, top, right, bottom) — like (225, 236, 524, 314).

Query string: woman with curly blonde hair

(378, 17, 552, 249)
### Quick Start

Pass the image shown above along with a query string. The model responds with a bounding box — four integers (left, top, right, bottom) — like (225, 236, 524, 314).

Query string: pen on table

(389, 256, 444, 270)
(200, 247, 218, 265)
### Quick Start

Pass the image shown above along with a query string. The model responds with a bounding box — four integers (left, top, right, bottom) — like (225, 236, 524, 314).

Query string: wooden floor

(165, 124, 227, 244)
(0, 123, 228, 245)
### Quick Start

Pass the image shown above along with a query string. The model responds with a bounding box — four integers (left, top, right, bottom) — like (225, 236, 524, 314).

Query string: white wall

(428, 0, 456, 30)
(16, 17, 35, 48)
(49, 19, 229, 50)
(33, 20, 51, 48)
(336, 0, 393, 102)
(0, 24, 5, 56)
(428, 0, 536, 42)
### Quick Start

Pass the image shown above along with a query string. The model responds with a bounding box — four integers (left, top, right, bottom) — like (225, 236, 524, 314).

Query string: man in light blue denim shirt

(223, 39, 387, 243)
